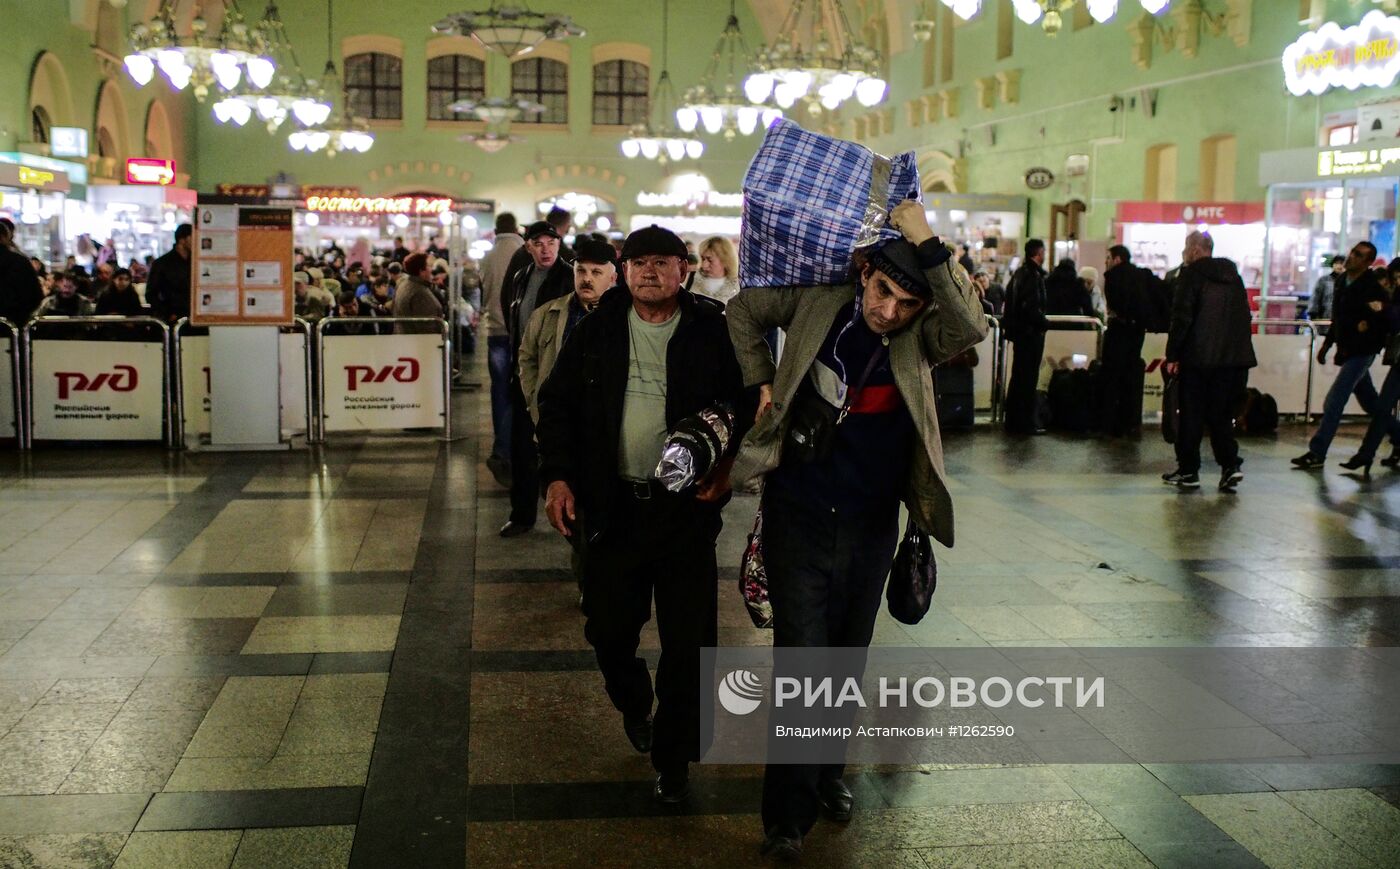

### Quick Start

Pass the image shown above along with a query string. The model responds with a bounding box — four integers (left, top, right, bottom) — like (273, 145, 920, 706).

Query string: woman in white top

(694, 236, 741, 306)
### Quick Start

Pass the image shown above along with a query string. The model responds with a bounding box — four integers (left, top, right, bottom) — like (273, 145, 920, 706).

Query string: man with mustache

(535, 225, 752, 805)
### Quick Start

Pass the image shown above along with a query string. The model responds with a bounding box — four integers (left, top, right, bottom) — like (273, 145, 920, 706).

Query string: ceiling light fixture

(432, 1, 584, 59)
(1007, 0, 1174, 35)
(744, 0, 888, 115)
(287, 0, 373, 156)
(124, 0, 275, 100)
(676, 0, 783, 140)
(621, 0, 703, 163)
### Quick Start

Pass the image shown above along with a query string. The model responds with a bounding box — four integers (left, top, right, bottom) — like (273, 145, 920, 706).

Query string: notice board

(192, 204, 294, 325)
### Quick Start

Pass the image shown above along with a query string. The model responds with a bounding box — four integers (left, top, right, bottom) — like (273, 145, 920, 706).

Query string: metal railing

(21, 316, 173, 449)
(990, 315, 1106, 423)
(1, 318, 19, 445)
(313, 317, 452, 444)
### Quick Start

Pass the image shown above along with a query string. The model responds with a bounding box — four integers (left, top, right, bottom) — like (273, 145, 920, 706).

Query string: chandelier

(676, 0, 784, 140)
(432, 2, 585, 59)
(460, 129, 526, 153)
(213, 3, 331, 132)
(449, 97, 545, 125)
(744, 0, 888, 114)
(945, 1, 1171, 34)
(287, 0, 373, 156)
(621, 0, 703, 163)
(124, 1, 275, 101)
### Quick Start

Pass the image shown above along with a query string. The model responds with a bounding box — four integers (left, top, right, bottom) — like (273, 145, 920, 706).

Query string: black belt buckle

(625, 480, 652, 500)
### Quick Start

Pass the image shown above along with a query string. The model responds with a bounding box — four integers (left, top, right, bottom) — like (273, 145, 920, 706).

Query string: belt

(620, 478, 659, 500)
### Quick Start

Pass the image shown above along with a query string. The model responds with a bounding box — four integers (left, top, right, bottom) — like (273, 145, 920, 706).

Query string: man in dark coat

(0, 218, 43, 328)
(1163, 231, 1257, 491)
(536, 225, 752, 806)
(498, 221, 575, 537)
(146, 224, 192, 325)
(1100, 245, 1149, 436)
(1002, 239, 1049, 434)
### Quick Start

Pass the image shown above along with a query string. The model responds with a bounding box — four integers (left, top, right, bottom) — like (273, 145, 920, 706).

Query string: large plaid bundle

(740, 119, 920, 289)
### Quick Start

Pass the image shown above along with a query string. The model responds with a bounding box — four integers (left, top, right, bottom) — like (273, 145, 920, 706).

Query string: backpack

(1048, 365, 1099, 433)
(1136, 268, 1173, 333)
(1235, 388, 1279, 436)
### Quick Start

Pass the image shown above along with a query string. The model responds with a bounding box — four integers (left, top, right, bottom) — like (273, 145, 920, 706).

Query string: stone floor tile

(0, 833, 127, 869)
(0, 730, 104, 796)
(229, 825, 354, 869)
(114, 830, 242, 869)
(0, 793, 150, 833)
(40, 678, 142, 706)
(917, 840, 1152, 868)
(240, 616, 401, 654)
(1276, 788, 1400, 868)
(12, 703, 123, 732)
(162, 752, 370, 792)
(1186, 791, 1379, 869)
(57, 766, 172, 796)
(183, 724, 286, 759)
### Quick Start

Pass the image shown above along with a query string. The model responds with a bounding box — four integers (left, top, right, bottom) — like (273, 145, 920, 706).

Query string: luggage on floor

(1235, 387, 1279, 435)
(1048, 366, 1099, 433)
(934, 366, 975, 429)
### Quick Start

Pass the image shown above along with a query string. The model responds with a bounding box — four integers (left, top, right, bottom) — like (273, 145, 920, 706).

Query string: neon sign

(126, 158, 176, 185)
(1316, 146, 1400, 178)
(18, 167, 56, 187)
(303, 196, 454, 215)
(1284, 11, 1400, 96)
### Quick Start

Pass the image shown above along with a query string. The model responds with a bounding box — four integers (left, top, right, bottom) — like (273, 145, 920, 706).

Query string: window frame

(511, 57, 569, 125)
(344, 52, 404, 121)
(591, 59, 649, 127)
(426, 54, 487, 121)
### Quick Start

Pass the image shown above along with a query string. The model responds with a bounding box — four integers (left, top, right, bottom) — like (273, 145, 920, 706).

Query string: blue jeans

(486, 335, 513, 461)
(1310, 354, 1380, 457)
(1357, 363, 1400, 461)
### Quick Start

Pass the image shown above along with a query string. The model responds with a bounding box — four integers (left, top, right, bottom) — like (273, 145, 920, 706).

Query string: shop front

(76, 159, 195, 267)
(1114, 201, 1266, 285)
(0, 159, 73, 266)
(922, 193, 1028, 284)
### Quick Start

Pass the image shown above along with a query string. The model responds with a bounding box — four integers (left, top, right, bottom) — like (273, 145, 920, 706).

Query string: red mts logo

(55, 365, 139, 400)
(345, 357, 420, 391)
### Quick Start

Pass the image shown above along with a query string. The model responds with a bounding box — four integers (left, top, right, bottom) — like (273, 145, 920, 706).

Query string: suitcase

(1049, 366, 1099, 433)
(935, 367, 975, 429)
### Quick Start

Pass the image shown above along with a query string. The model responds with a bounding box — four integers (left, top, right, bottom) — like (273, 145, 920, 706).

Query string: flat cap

(621, 224, 687, 261)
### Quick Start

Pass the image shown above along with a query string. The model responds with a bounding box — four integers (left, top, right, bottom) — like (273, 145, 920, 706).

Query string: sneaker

(1291, 451, 1325, 470)
(1219, 465, 1244, 491)
(1173, 473, 1200, 489)
(1162, 470, 1191, 485)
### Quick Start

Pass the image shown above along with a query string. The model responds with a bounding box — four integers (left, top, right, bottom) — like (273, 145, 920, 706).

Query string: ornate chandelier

(676, 0, 784, 140)
(286, 0, 373, 157)
(432, 2, 585, 59)
(449, 97, 545, 125)
(124, 0, 275, 101)
(213, 3, 331, 132)
(459, 129, 525, 153)
(621, 0, 703, 163)
(744, 0, 888, 114)
(944, 1, 1172, 35)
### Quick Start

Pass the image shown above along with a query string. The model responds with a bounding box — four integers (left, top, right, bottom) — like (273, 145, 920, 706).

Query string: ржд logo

(55, 365, 138, 400)
(345, 357, 420, 391)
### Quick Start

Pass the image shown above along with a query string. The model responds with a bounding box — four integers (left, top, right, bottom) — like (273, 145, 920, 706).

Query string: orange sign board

(191, 204, 294, 326)
(126, 158, 176, 186)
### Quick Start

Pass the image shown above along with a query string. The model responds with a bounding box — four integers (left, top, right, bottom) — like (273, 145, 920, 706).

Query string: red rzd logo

(345, 357, 420, 391)
(55, 365, 139, 400)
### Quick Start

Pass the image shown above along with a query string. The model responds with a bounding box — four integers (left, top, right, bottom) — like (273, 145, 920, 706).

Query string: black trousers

(1004, 332, 1045, 433)
(1175, 366, 1248, 474)
(582, 483, 721, 774)
(1100, 323, 1145, 436)
(507, 383, 538, 526)
(760, 492, 900, 838)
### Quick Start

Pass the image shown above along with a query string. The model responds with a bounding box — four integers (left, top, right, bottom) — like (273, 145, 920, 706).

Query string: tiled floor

(1, 370, 1399, 868)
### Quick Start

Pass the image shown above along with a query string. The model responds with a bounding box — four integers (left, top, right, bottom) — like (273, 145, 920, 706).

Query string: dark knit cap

(868, 239, 934, 299)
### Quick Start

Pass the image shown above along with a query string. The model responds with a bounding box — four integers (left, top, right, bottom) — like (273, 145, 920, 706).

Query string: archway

(93, 80, 132, 174)
(28, 51, 77, 146)
(144, 100, 175, 158)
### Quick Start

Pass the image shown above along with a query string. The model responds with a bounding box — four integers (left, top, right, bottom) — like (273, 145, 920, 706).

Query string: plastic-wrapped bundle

(653, 404, 737, 493)
(739, 119, 920, 290)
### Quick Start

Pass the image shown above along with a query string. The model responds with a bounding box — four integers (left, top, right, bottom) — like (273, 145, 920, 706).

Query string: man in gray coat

(480, 213, 524, 482)
(392, 253, 444, 334)
(726, 202, 986, 860)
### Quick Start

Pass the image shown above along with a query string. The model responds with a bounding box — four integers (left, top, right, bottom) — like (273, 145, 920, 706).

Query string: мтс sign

(1284, 11, 1400, 96)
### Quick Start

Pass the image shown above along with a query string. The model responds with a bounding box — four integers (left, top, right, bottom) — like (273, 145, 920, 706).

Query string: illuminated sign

(1316, 146, 1400, 177)
(0, 161, 71, 192)
(303, 195, 455, 215)
(50, 127, 88, 158)
(1283, 11, 1400, 96)
(636, 190, 744, 210)
(126, 158, 176, 186)
(1117, 202, 1266, 225)
(18, 167, 56, 187)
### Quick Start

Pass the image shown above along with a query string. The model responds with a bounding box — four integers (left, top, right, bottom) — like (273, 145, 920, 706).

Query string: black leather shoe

(818, 777, 854, 822)
(653, 770, 689, 804)
(498, 520, 533, 538)
(1380, 447, 1399, 469)
(623, 714, 653, 754)
(485, 454, 512, 488)
(759, 830, 803, 862)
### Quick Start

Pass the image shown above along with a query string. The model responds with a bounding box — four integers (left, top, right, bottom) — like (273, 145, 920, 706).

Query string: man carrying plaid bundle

(727, 201, 987, 861)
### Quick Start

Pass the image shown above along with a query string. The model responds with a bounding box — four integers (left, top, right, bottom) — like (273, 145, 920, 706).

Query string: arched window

(512, 58, 568, 124)
(1144, 144, 1178, 202)
(345, 52, 402, 120)
(97, 127, 116, 159)
(592, 60, 648, 126)
(427, 54, 486, 121)
(31, 106, 50, 145)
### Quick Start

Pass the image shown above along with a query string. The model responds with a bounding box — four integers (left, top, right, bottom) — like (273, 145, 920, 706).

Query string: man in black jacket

(1003, 239, 1049, 434)
(1163, 231, 1257, 490)
(1293, 241, 1396, 469)
(146, 224, 192, 325)
(0, 218, 43, 329)
(499, 221, 575, 537)
(536, 225, 750, 805)
(1101, 245, 1149, 436)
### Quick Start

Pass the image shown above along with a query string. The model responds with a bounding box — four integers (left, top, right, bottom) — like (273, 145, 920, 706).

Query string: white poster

(0, 335, 14, 439)
(242, 261, 283, 288)
(198, 231, 237, 258)
(322, 333, 444, 432)
(180, 332, 307, 439)
(198, 260, 238, 288)
(243, 290, 283, 314)
(199, 205, 237, 231)
(197, 289, 238, 315)
(1359, 99, 1400, 144)
(31, 340, 164, 441)
(180, 334, 211, 437)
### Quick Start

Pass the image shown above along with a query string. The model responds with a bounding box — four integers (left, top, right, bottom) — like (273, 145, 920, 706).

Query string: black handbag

(886, 517, 937, 625)
(1161, 373, 1179, 445)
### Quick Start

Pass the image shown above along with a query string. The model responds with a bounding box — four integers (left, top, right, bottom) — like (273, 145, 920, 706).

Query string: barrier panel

(316, 318, 450, 439)
(24, 317, 171, 446)
(1249, 320, 1317, 416)
(175, 319, 313, 446)
(970, 315, 1000, 413)
(1141, 332, 1169, 416)
(993, 316, 1105, 419)
(1, 319, 17, 443)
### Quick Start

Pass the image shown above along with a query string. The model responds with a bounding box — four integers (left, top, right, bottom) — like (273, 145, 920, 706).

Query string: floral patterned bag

(739, 509, 773, 629)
